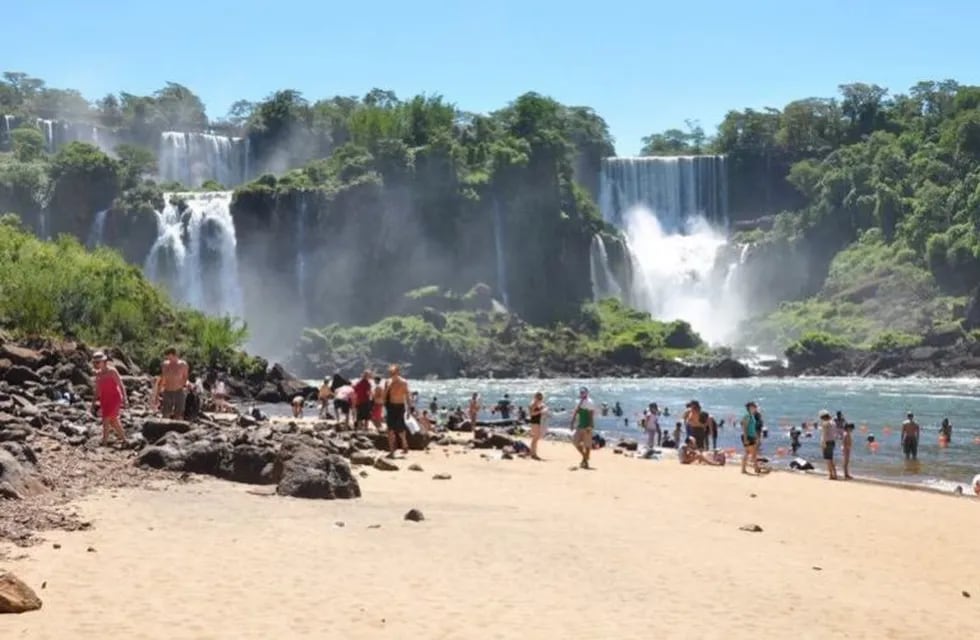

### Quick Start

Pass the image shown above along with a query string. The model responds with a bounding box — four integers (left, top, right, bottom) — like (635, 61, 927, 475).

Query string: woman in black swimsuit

(529, 392, 546, 460)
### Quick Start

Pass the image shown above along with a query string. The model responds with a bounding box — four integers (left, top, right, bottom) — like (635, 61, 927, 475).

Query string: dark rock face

(141, 419, 191, 444)
(274, 437, 360, 499)
(0, 448, 45, 500)
(780, 336, 980, 378)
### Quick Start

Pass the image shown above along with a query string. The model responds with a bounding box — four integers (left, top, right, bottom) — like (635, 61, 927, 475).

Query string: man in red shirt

(353, 370, 373, 430)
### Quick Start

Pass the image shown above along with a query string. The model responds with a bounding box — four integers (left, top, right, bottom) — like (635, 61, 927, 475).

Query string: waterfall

(295, 195, 309, 311)
(36, 118, 55, 153)
(589, 234, 622, 301)
(491, 198, 509, 307)
(86, 209, 109, 248)
(599, 155, 742, 343)
(1, 115, 14, 145)
(158, 132, 249, 188)
(38, 209, 49, 240)
(144, 192, 243, 318)
(599, 156, 728, 231)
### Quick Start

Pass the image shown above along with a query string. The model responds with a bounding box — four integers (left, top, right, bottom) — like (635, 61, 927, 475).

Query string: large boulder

(0, 448, 46, 500)
(0, 344, 43, 370)
(0, 571, 42, 614)
(274, 438, 360, 499)
(701, 358, 752, 379)
(3, 366, 42, 386)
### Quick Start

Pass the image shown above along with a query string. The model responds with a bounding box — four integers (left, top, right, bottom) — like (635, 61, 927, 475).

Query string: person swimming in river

(612, 401, 623, 418)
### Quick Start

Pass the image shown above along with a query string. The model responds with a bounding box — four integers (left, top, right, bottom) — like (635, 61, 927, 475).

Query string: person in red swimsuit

(91, 351, 127, 446)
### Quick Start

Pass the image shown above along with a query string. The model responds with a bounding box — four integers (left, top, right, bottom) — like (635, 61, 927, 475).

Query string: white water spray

(589, 234, 622, 301)
(86, 209, 109, 248)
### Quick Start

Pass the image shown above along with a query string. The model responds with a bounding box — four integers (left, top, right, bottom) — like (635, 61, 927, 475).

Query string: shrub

(868, 330, 922, 352)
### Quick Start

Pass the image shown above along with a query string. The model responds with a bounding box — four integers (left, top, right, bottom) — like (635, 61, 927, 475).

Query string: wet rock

(141, 419, 191, 444)
(404, 508, 425, 522)
(254, 383, 281, 403)
(373, 457, 399, 472)
(0, 571, 43, 614)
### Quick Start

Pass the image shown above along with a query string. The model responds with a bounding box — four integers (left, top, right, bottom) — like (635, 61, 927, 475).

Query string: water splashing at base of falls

(622, 207, 742, 344)
(597, 155, 748, 345)
(144, 192, 243, 318)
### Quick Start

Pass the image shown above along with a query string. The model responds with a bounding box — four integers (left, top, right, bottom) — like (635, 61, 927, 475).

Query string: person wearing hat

(90, 351, 127, 446)
(819, 410, 838, 480)
(901, 412, 920, 461)
(569, 386, 596, 469)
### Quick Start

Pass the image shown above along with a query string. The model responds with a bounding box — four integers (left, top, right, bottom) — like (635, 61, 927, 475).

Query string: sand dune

(1, 441, 977, 639)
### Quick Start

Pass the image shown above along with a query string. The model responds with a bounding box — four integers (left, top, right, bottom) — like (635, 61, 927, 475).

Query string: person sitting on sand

(385, 365, 410, 456)
(528, 391, 547, 460)
(418, 409, 435, 434)
(679, 437, 722, 465)
(91, 351, 127, 446)
(569, 386, 596, 469)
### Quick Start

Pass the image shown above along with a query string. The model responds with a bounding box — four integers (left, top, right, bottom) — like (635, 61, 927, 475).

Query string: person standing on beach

(901, 412, 920, 460)
(91, 351, 127, 446)
(819, 410, 838, 480)
(153, 347, 188, 420)
(643, 403, 661, 450)
(528, 392, 547, 460)
(468, 393, 480, 428)
(353, 370, 372, 430)
(385, 365, 410, 456)
(842, 423, 854, 480)
(570, 386, 596, 469)
(371, 376, 385, 430)
(740, 402, 760, 475)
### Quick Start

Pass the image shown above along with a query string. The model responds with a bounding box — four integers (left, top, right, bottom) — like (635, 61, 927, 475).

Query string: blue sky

(4, 0, 980, 154)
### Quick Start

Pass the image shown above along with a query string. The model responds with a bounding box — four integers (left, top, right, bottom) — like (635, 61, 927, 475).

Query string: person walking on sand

(569, 386, 596, 469)
(153, 347, 189, 420)
(842, 422, 855, 480)
(528, 391, 547, 460)
(91, 351, 127, 446)
(385, 365, 410, 456)
(902, 412, 920, 461)
(819, 409, 838, 480)
(740, 401, 760, 475)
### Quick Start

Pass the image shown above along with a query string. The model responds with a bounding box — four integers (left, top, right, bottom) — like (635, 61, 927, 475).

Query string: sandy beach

(1, 440, 977, 640)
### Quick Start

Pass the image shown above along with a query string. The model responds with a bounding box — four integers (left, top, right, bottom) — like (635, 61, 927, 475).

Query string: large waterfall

(597, 155, 744, 343)
(144, 192, 243, 318)
(159, 132, 249, 188)
(491, 198, 510, 307)
(589, 234, 623, 301)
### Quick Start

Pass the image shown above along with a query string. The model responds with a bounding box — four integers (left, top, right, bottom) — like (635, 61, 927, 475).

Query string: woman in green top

(741, 401, 760, 475)
(569, 386, 596, 469)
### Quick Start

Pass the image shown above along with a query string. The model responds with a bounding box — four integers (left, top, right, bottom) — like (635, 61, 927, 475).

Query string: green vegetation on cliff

(291, 297, 704, 377)
(0, 216, 255, 374)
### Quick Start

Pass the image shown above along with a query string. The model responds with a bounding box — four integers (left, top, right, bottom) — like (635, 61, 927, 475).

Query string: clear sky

(4, 0, 980, 154)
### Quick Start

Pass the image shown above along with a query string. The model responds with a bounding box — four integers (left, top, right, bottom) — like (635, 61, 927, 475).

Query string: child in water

(842, 423, 854, 480)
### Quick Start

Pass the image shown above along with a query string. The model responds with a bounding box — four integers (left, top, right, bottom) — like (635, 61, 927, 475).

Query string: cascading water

(159, 132, 249, 188)
(589, 234, 622, 301)
(35, 118, 56, 153)
(144, 192, 243, 318)
(1, 115, 14, 145)
(86, 209, 109, 248)
(295, 196, 309, 311)
(598, 155, 743, 343)
(491, 198, 510, 307)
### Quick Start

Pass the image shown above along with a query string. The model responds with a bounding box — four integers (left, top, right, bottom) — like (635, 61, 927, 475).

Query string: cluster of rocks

(778, 329, 980, 378)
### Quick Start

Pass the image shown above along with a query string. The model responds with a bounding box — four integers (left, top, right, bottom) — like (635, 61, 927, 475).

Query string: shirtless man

(385, 365, 410, 456)
(901, 412, 920, 460)
(153, 347, 189, 420)
(467, 392, 480, 428)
